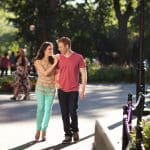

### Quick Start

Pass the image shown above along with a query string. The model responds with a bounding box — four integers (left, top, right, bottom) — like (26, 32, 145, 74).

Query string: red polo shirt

(58, 52, 85, 92)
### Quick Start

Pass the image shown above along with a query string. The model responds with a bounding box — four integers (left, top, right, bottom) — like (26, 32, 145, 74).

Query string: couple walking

(34, 37, 87, 143)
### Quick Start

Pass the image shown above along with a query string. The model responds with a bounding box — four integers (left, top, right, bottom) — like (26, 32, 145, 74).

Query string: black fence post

(136, 93, 145, 150)
(135, 0, 145, 149)
(122, 105, 128, 150)
(122, 94, 132, 150)
(128, 94, 132, 131)
(136, 0, 145, 101)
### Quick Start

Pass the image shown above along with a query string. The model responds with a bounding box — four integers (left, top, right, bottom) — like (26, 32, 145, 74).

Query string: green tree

(131, 1, 150, 61)
(56, 0, 113, 59)
(1, 0, 65, 59)
(0, 7, 19, 53)
(113, 0, 137, 63)
(3, 0, 147, 65)
(56, 1, 92, 57)
(2, 0, 61, 46)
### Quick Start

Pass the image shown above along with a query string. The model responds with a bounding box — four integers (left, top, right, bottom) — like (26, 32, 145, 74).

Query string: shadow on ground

(43, 133, 94, 150)
(8, 134, 94, 150)
(0, 84, 136, 123)
(9, 140, 36, 150)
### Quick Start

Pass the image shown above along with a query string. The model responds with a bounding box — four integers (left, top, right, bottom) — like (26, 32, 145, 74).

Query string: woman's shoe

(41, 131, 46, 141)
(22, 94, 30, 100)
(35, 131, 40, 142)
(10, 96, 16, 101)
(16, 95, 22, 100)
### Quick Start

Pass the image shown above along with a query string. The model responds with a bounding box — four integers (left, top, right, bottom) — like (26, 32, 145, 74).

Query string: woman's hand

(53, 55, 58, 66)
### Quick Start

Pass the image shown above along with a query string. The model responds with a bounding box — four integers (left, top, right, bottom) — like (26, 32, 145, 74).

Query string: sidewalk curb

(93, 120, 115, 150)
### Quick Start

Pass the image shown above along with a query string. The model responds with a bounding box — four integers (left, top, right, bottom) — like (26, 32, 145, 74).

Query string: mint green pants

(36, 93, 54, 131)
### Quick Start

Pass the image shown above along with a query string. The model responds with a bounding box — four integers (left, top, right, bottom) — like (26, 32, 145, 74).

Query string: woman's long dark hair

(35, 41, 54, 64)
(17, 48, 26, 66)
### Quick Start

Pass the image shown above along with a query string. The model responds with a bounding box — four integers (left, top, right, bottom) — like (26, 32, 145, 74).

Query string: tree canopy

(0, 0, 150, 64)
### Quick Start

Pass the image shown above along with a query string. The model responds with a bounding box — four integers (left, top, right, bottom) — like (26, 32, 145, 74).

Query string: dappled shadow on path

(0, 84, 136, 123)
(0, 103, 36, 123)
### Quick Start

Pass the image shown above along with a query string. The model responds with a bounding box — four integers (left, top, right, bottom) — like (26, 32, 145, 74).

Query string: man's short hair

(57, 37, 71, 48)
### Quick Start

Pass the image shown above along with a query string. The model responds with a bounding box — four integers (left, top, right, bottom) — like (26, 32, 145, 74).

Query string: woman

(10, 48, 30, 100)
(34, 41, 58, 141)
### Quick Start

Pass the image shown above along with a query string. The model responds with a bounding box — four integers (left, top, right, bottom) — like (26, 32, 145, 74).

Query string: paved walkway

(0, 84, 136, 150)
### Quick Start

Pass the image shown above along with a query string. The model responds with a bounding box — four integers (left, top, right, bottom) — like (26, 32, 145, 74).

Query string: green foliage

(142, 119, 150, 149)
(2, 0, 61, 45)
(130, 1, 150, 62)
(1, 0, 150, 64)
(0, 76, 14, 92)
(88, 64, 136, 83)
(56, 0, 113, 58)
(130, 118, 150, 150)
(119, 0, 138, 13)
(0, 75, 36, 93)
(0, 8, 19, 53)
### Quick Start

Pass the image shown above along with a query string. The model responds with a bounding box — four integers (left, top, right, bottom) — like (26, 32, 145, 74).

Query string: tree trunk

(113, 0, 133, 64)
(118, 16, 128, 63)
(37, 0, 60, 43)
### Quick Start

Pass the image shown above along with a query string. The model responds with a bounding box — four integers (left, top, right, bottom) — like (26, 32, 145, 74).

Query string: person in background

(34, 42, 58, 141)
(56, 37, 87, 144)
(0, 55, 2, 75)
(9, 51, 16, 74)
(10, 48, 30, 100)
(1, 52, 9, 76)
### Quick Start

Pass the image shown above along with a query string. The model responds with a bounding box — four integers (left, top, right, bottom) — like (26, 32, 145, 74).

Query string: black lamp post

(135, 0, 145, 149)
(136, 0, 145, 101)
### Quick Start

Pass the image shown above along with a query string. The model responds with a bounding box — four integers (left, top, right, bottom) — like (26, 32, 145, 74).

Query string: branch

(124, 1, 134, 20)
(113, 0, 122, 20)
(60, 0, 69, 5)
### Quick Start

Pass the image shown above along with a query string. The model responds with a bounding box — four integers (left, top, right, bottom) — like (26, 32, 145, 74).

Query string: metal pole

(122, 94, 132, 150)
(136, 0, 145, 149)
(122, 105, 128, 150)
(136, 0, 145, 101)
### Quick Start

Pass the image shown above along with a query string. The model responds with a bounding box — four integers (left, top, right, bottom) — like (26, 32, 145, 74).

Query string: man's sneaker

(73, 132, 79, 143)
(62, 136, 72, 144)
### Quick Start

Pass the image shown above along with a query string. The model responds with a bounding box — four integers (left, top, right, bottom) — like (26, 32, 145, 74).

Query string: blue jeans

(58, 89, 79, 136)
(36, 93, 54, 131)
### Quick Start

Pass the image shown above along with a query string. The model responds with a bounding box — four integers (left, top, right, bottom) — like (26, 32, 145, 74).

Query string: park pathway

(0, 84, 136, 150)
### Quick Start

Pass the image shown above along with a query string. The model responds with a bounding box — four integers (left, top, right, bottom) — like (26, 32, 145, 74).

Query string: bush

(0, 75, 36, 93)
(87, 64, 137, 83)
(130, 118, 150, 150)
(0, 76, 14, 92)
(142, 119, 150, 149)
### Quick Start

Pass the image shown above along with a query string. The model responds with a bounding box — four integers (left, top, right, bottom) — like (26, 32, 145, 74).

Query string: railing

(134, 93, 145, 150)
(122, 94, 132, 150)
(122, 92, 150, 150)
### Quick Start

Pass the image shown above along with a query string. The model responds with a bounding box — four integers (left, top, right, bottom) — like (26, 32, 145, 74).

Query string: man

(56, 37, 87, 144)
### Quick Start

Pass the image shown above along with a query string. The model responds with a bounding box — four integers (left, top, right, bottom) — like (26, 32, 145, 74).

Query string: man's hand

(79, 67, 87, 100)
(79, 89, 85, 100)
